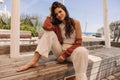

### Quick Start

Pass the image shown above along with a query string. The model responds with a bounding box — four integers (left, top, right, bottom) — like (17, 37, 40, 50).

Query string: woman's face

(54, 7, 66, 21)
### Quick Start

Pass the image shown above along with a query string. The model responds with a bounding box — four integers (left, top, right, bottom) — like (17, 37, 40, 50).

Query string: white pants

(35, 31, 89, 80)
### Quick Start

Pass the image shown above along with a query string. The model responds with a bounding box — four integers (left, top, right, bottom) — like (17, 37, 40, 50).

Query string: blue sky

(1, 0, 120, 33)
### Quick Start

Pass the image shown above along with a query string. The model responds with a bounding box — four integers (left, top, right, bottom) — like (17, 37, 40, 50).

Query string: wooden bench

(0, 29, 36, 44)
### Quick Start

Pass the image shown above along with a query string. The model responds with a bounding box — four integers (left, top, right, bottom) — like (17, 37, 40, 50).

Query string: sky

(1, 0, 120, 33)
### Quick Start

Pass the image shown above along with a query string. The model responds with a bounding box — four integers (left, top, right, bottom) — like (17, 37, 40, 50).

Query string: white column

(103, 0, 111, 48)
(10, 0, 20, 58)
(62, 0, 64, 5)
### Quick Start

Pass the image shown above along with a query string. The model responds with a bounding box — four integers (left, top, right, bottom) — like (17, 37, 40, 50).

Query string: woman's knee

(44, 31, 55, 35)
(74, 47, 89, 56)
(43, 31, 57, 38)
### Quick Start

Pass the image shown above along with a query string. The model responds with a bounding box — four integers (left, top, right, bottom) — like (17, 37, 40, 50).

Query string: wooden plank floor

(0, 53, 68, 80)
(0, 47, 120, 80)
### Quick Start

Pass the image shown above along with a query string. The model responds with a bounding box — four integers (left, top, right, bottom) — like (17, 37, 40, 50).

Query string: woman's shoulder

(72, 19, 81, 28)
(73, 19, 80, 25)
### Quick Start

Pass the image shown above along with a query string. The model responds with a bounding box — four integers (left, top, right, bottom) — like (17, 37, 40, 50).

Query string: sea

(82, 32, 96, 36)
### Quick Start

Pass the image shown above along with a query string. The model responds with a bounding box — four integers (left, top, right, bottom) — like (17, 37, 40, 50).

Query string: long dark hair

(51, 1, 75, 38)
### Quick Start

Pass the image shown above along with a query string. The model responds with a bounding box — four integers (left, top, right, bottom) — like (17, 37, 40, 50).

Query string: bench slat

(0, 30, 32, 39)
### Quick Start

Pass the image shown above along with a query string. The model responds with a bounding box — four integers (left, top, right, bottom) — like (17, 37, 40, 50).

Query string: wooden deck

(0, 53, 65, 80)
(0, 46, 120, 80)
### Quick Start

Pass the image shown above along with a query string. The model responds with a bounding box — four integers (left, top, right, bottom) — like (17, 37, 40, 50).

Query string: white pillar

(62, 0, 64, 5)
(10, 0, 20, 58)
(103, 0, 111, 48)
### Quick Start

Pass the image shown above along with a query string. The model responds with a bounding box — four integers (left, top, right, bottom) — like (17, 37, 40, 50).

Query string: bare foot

(16, 62, 39, 72)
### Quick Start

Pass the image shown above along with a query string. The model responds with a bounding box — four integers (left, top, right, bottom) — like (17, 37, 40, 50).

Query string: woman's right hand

(57, 55, 65, 63)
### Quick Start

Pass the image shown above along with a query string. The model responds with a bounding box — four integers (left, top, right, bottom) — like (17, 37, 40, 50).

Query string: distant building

(97, 27, 104, 37)
(97, 26, 114, 38)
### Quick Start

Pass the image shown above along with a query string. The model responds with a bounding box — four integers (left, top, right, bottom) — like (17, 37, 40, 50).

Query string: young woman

(17, 1, 89, 80)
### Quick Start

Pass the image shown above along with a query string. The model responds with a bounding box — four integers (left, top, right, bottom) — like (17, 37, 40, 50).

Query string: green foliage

(0, 15, 44, 37)
(20, 15, 43, 37)
(0, 17, 11, 29)
(109, 20, 120, 31)
(20, 25, 38, 37)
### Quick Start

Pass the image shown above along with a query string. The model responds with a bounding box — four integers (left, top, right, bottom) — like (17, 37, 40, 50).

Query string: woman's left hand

(57, 55, 65, 63)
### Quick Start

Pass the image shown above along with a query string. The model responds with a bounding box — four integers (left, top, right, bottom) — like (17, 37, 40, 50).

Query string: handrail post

(103, 0, 111, 48)
(10, 0, 20, 59)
